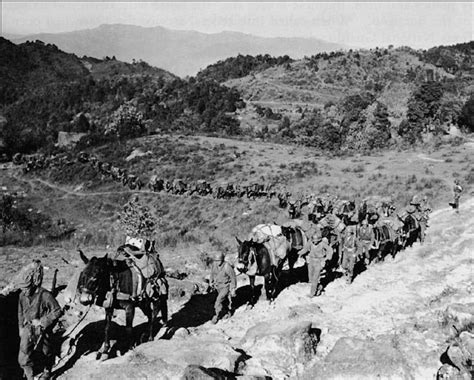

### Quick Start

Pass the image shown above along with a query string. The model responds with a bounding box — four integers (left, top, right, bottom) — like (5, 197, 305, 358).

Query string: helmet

(407, 205, 416, 213)
(410, 195, 421, 205)
(213, 252, 225, 261)
(311, 229, 323, 243)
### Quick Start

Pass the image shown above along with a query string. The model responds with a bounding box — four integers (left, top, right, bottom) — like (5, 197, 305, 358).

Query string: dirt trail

(60, 198, 474, 379)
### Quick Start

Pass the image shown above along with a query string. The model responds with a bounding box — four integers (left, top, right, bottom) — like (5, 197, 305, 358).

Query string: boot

(39, 369, 51, 380)
(21, 366, 34, 380)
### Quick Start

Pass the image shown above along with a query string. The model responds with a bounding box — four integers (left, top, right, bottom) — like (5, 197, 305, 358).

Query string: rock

(444, 303, 474, 330)
(445, 331, 474, 377)
(303, 336, 412, 380)
(240, 320, 318, 377)
(175, 327, 191, 338)
(181, 364, 234, 380)
(436, 363, 466, 380)
(126, 148, 150, 161)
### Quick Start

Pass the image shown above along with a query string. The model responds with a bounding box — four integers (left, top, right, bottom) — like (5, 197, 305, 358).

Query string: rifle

(33, 268, 60, 350)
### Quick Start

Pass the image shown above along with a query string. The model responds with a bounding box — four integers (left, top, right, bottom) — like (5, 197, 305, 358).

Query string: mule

(372, 224, 400, 262)
(399, 214, 420, 248)
(76, 250, 166, 360)
(235, 238, 280, 306)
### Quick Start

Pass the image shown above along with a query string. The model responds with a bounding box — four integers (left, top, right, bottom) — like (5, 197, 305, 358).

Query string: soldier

(358, 219, 374, 265)
(298, 228, 332, 297)
(418, 195, 432, 243)
(16, 261, 62, 380)
(341, 226, 360, 284)
(210, 252, 237, 324)
(452, 180, 463, 213)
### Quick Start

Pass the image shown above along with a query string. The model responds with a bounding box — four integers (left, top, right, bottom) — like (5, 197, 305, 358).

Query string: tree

(104, 103, 146, 140)
(458, 94, 474, 132)
(119, 196, 159, 239)
(0, 194, 14, 234)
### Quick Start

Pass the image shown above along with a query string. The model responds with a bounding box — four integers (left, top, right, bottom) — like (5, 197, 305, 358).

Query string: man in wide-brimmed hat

(15, 260, 62, 380)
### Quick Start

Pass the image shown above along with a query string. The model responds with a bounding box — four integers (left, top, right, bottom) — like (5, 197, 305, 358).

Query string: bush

(458, 94, 474, 132)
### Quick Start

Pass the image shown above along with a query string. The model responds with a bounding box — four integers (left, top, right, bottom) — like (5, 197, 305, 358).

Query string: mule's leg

(248, 276, 256, 308)
(264, 272, 275, 302)
(124, 303, 135, 349)
(98, 308, 113, 360)
(148, 301, 160, 342)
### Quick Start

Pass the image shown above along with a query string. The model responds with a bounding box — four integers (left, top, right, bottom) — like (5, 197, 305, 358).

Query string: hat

(14, 260, 43, 290)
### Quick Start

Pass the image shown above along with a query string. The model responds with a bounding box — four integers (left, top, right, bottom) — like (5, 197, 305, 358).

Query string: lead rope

(52, 303, 92, 371)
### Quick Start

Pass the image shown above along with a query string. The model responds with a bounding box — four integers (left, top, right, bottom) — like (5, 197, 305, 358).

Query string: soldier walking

(16, 261, 62, 380)
(210, 252, 237, 324)
(341, 226, 360, 284)
(452, 180, 463, 213)
(298, 228, 332, 297)
(358, 219, 374, 265)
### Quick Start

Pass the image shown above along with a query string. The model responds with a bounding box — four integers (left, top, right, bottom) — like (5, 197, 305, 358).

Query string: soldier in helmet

(452, 179, 463, 213)
(209, 252, 237, 324)
(341, 226, 360, 284)
(298, 228, 332, 297)
(358, 219, 374, 265)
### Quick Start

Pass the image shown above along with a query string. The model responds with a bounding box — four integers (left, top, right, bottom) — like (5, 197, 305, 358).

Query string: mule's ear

(78, 250, 89, 264)
(235, 236, 242, 245)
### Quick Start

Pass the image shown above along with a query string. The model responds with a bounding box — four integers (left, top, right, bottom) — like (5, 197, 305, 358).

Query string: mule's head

(280, 226, 293, 240)
(235, 237, 254, 273)
(77, 251, 109, 306)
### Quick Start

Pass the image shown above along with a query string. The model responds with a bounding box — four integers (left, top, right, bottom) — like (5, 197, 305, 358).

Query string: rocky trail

(56, 198, 474, 379)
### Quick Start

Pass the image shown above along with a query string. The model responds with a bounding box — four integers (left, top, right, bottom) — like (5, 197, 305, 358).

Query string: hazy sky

(1, 2, 472, 48)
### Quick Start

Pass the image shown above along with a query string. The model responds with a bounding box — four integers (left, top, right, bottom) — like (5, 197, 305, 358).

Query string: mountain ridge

(13, 23, 345, 76)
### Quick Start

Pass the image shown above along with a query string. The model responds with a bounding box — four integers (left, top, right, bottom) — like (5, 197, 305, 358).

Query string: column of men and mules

(1, 152, 465, 380)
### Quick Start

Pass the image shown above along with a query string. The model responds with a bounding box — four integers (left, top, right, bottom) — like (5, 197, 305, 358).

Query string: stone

(444, 303, 474, 330)
(181, 364, 234, 380)
(436, 363, 466, 380)
(303, 336, 412, 380)
(240, 320, 319, 378)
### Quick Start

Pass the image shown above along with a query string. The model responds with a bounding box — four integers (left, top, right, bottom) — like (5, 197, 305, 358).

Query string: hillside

(0, 37, 246, 156)
(59, 196, 474, 379)
(224, 45, 472, 121)
(1, 168, 473, 378)
(12, 24, 345, 77)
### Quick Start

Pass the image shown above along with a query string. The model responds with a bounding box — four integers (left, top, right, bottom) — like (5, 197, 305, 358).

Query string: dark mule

(279, 225, 305, 271)
(372, 224, 400, 262)
(77, 251, 165, 360)
(399, 214, 420, 249)
(235, 238, 280, 307)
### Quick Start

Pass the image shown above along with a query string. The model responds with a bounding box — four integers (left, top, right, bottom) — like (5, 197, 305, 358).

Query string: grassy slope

(1, 135, 473, 285)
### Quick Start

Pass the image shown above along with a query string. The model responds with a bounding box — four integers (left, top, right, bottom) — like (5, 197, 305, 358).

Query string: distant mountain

(13, 24, 345, 76)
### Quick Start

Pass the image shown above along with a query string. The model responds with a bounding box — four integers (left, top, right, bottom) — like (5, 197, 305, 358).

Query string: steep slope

(54, 197, 474, 379)
(13, 24, 345, 76)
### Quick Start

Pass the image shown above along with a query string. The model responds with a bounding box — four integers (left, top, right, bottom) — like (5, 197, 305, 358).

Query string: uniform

(15, 261, 61, 380)
(358, 222, 374, 264)
(452, 181, 463, 213)
(299, 234, 332, 297)
(210, 255, 237, 323)
(341, 228, 360, 283)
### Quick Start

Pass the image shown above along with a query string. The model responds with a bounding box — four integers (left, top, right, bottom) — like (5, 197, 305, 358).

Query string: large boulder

(303, 336, 412, 380)
(61, 337, 243, 380)
(443, 304, 474, 330)
(181, 364, 235, 380)
(240, 320, 319, 378)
